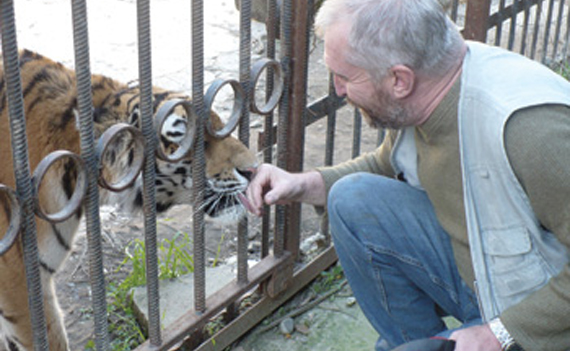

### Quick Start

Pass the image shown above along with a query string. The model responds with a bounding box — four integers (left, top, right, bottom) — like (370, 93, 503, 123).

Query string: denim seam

(368, 244, 460, 305)
(367, 245, 412, 343)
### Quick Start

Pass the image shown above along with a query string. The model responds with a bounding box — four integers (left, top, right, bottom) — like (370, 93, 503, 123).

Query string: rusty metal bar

(552, 0, 566, 60)
(325, 74, 336, 167)
(238, 0, 252, 287)
(463, 0, 492, 41)
(352, 108, 363, 159)
(0, 1, 49, 349)
(192, 0, 207, 315)
(542, 0, 556, 62)
(261, 0, 278, 259)
(508, 0, 519, 50)
(450, 0, 460, 22)
(495, 0, 506, 46)
(531, 0, 543, 59)
(562, 2, 570, 60)
(194, 247, 338, 351)
(257, 94, 346, 151)
(488, 0, 541, 27)
(274, 0, 292, 259)
(70, 0, 111, 349)
(283, 0, 312, 262)
(136, 0, 162, 346)
(133, 252, 293, 351)
(521, 0, 532, 55)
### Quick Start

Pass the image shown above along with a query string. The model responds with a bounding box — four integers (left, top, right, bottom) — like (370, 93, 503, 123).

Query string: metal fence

(0, 0, 569, 350)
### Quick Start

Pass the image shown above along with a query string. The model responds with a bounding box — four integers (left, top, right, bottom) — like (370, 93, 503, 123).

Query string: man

(244, 0, 570, 350)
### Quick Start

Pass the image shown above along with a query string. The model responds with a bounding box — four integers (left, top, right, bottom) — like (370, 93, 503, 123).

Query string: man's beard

(348, 92, 409, 130)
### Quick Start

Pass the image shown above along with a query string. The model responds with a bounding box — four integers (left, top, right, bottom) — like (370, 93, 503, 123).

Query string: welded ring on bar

(96, 123, 146, 192)
(154, 99, 197, 162)
(204, 78, 244, 139)
(32, 150, 87, 223)
(0, 185, 21, 256)
(250, 58, 284, 115)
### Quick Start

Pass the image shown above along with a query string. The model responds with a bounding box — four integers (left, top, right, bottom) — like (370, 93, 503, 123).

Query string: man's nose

(333, 75, 347, 97)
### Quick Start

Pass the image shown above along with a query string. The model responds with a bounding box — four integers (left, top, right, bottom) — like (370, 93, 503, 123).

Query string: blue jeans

(327, 173, 482, 351)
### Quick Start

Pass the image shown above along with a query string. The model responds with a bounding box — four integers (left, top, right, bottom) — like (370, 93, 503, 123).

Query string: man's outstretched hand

(244, 164, 326, 216)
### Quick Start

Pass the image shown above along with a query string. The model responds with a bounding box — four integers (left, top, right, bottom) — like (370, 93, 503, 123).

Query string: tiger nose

(237, 168, 255, 181)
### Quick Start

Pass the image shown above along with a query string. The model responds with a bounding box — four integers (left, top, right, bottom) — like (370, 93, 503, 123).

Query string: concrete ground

(132, 261, 380, 351)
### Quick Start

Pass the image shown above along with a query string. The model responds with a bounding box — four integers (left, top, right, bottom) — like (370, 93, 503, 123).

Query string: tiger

(0, 49, 258, 351)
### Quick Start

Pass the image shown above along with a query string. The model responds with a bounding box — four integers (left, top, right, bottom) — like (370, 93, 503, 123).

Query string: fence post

(463, 0, 492, 42)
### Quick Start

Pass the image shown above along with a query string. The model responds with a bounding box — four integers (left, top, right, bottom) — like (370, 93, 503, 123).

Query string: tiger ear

(128, 104, 141, 129)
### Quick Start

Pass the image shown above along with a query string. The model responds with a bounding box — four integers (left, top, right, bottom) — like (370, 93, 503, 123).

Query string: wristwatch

(488, 317, 524, 351)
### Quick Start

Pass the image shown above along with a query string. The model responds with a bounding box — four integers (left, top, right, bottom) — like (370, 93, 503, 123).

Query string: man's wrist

(488, 317, 523, 351)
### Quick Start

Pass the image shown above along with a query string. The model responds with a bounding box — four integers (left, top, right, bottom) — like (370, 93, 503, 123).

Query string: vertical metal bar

(541, 0, 556, 63)
(283, 0, 312, 260)
(192, 0, 207, 314)
(136, 0, 162, 346)
(274, 0, 292, 258)
(0, 2, 49, 350)
(563, 1, 570, 59)
(324, 74, 336, 167)
(70, 0, 110, 349)
(552, 0, 566, 60)
(352, 108, 362, 159)
(508, 0, 519, 50)
(261, 0, 278, 259)
(495, 0, 506, 46)
(530, 0, 543, 59)
(450, 0, 460, 23)
(463, 0, 492, 42)
(521, 0, 531, 55)
(377, 129, 385, 147)
(238, 0, 252, 286)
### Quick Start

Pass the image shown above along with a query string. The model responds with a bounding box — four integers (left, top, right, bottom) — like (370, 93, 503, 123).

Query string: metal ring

(250, 58, 284, 115)
(204, 78, 244, 139)
(32, 150, 88, 223)
(96, 123, 146, 192)
(0, 185, 21, 256)
(154, 99, 197, 162)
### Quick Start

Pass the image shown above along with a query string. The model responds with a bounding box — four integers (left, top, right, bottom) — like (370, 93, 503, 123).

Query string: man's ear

(389, 65, 415, 99)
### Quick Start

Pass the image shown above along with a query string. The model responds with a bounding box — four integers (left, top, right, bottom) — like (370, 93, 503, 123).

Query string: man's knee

(328, 173, 371, 217)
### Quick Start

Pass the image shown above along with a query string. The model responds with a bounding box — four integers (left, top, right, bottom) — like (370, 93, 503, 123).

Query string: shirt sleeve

(315, 129, 397, 196)
(501, 104, 570, 351)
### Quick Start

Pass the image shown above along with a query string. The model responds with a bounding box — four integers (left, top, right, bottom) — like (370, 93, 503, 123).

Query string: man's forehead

(323, 23, 350, 66)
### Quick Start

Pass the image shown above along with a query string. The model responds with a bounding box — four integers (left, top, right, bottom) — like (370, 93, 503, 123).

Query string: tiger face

(0, 50, 257, 351)
(95, 84, 258, 224)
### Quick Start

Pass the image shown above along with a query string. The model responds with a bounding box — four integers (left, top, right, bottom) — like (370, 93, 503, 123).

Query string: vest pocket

(482, 227, 548, 309)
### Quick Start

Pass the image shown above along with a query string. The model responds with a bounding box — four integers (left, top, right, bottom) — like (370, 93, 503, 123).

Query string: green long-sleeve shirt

(317, 77, 570, 351)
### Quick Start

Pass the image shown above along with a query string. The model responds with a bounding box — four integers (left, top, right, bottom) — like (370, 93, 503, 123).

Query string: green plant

(85, 231, 196, 350)
(553, 61, 570, 80)
(122, 231, 195, 285)
(311, 263, 345, 295)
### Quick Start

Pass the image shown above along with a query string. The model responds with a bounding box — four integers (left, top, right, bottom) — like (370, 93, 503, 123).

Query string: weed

(552, 61, 570, 80)
(311, 263, 345, 295)
(85, 231, 196, 350)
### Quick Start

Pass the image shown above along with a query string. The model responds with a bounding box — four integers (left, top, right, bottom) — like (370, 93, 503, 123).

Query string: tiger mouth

(202, 188, 246, 219)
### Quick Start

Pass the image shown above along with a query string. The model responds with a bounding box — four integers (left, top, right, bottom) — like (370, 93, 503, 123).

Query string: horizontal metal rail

(133, 252, 293, 351)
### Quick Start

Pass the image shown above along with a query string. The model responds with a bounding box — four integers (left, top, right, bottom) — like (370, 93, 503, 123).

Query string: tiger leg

(0, 250, 34, 351)
(42, 277, 69, 351)
(0, 270, 69, 351)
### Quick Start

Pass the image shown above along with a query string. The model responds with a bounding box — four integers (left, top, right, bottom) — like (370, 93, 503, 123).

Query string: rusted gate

(0, 0, 569, 351)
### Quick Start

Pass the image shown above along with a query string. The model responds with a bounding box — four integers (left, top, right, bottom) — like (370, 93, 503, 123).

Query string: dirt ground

(3, 0, 379, 350)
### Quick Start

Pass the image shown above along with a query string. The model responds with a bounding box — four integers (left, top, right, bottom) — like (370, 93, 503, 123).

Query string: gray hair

(314, 0, 464, 82)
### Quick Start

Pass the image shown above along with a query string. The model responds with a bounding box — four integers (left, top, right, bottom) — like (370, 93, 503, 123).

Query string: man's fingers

(246, 168, 271, 216)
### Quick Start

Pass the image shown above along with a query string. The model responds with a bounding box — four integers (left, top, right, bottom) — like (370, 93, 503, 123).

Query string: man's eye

(335, 74, 348, 82)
